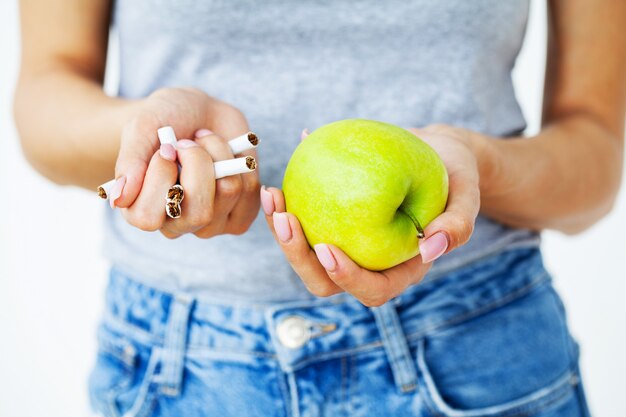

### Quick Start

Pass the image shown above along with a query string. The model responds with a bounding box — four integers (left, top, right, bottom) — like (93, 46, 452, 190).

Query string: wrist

(466, 130, 502, 199)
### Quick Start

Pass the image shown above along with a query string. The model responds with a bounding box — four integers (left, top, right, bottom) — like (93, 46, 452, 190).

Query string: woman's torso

(104, 0, 539, 301)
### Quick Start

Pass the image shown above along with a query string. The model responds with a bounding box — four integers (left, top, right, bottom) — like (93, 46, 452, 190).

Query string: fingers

(225, 157, 260, 235)
(195, 129, 261, 235)
(160, 140, 216, 236)
(121, 149, 178, 231)
(300, 128, 310, 141)
(192, 130, 260, 237)
(419, 168, 480, 263)
(262, 187, 342, 297)
(261, 186, 431, 306)
(113, 115, 161, 208)
(314, 244, 431, 307)
(122, 126, 259, 239)
(195, 131, 242, 222)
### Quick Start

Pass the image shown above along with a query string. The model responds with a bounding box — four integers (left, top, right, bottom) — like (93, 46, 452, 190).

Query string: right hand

(112, 87, 260, 239)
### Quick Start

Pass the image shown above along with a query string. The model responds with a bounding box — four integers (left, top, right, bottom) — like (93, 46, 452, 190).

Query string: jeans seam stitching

(275, 366, 292, 417)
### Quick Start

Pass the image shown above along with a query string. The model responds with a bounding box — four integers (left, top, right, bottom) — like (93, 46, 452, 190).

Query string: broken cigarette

(97, 179, 116, 200)
(159, 126, 258, 153)
(157, 126, 177, 147)
(214, 156, 256, 179)
(227, 132, 259, 154)
(165, 184, 185, 219)
(98, 127, 259, 199)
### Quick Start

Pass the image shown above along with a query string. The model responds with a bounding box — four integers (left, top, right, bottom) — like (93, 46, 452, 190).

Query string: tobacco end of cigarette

(97, 187, 108, 199)
(245, 156, 257, 170)
(167, 184, 185, 202)
(166, 201, 182, 218)
(247, 133, 259, 146)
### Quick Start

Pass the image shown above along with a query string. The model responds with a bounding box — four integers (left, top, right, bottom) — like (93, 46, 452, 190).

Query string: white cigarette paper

(98, 127, 260, 199)
(97, 178, 117, 200)
(158, 126, 178, 147)
(159, 126, 259, 154)
(228, 132, 259, 154)
(214, 156, 256, 179)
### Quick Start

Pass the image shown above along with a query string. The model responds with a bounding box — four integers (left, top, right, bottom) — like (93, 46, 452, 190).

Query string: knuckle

(221, 104, 246, 124)
(361, 294, 387, 308)
(307, 282, 337, 298)
(160, 230, 181, 240)
(127, 111, 158, 135)
(131, 214, 161, 232)
(188, 208, 214, 227)
(124, 206, 162, 231)
(218, 178, 243, 199)
(226, 221, 252, 236)
(243, 176, 261, 194)
(194, 228, 217, 239)
(450, 216, 474, 246)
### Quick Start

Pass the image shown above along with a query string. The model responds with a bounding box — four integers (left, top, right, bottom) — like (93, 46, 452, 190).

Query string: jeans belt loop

(371, 302, 418, 394)
(158, 292, 194, 397)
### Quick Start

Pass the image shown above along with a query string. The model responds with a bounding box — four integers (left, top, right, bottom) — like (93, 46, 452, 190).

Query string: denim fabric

(89, 248, 590, 417)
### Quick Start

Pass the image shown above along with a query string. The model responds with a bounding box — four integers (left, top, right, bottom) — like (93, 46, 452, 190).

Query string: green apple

(283, 119, 448, 271)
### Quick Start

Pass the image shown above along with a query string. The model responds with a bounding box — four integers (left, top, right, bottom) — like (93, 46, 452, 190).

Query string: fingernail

(109, 176, 126, 209)
(159, 143, 177, 161)
(419, 232, 449, 263)
(300, 128, 310, 141)
(260, 186, 275, 216)
(177, 139, 199, 149)
(273, 212, 292, 242)
(195, 129, 213, 138)
(314, 244, 337, 271)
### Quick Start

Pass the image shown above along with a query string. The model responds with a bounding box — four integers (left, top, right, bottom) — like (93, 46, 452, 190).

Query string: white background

(1, 1, 624, 416)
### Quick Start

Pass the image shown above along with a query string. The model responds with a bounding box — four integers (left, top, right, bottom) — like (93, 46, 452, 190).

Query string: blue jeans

(89, 248, 590, 416)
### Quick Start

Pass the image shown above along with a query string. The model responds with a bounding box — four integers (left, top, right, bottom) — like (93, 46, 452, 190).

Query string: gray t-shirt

(104, 0, 539, 301)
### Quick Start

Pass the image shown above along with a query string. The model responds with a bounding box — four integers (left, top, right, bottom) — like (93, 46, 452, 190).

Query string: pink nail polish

(260, 186, 275, 216)
(109, 176, 126, 209)
(273, 212, 292, 242)
(159, 143, 177, 161)
(314, 244, 337, 271)
(195, 129, 213, 138)
(300, 128, 310, 141)
(176, 139, 199, 149)
(419, 231, 449, 263)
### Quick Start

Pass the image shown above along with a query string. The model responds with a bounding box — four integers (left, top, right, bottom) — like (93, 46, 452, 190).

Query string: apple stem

(402, 209, 426, 239)
(416, 220, 425, 239)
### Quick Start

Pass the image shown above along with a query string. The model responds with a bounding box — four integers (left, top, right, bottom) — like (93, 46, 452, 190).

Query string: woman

(14, 0, 625, 416)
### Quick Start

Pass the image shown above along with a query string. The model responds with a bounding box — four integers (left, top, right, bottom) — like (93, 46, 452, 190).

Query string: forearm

(14, 67, 141, 190)
(476, 115, 624, 234)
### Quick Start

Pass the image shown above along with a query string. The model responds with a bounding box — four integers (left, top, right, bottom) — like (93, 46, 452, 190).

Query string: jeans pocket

(414, 283, 582, 417)
(89, 323, 159, 417)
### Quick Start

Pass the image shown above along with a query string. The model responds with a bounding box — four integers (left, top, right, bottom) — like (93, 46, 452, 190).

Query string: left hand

(262, 124, 483, 307)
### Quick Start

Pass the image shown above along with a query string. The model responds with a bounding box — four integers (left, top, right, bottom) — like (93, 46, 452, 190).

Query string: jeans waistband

(104, 248, 548, 375)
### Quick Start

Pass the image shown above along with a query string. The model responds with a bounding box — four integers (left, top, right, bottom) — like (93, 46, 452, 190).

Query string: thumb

(419, 171, 480, 263)
(112, 120, 160, 208)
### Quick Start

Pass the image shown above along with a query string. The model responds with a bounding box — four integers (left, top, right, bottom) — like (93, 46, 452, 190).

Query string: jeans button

(276, 316, 311, 349)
